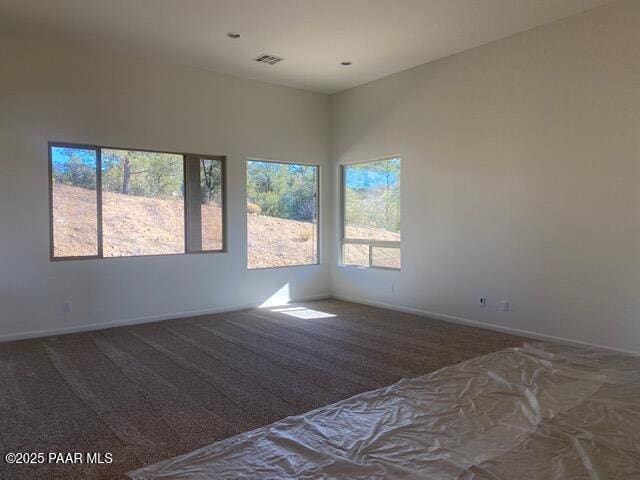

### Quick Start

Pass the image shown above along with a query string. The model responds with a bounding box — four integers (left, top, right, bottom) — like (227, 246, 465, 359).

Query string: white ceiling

(0, 0, 614, 94)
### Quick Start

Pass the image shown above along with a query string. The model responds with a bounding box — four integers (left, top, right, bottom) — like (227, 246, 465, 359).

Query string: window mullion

(183, 154, 189, 254)
(96, 147, 104, 258)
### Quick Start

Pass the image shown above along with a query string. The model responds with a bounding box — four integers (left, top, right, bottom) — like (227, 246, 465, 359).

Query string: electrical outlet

(62, 301, 72, 313)
(499, 301, 510, 312)
(479, 297, 486, 308)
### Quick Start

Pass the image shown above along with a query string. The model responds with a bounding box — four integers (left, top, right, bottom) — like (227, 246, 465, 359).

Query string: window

(101, 149, 185, 257)
(246, 160, 319, 269)
(49, 142, 225, 260)
(50, 146, 100, 258)
(342, 157, 401, 269)
(186, 158, 224, 252)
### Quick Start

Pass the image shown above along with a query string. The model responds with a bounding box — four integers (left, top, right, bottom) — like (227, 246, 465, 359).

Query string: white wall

(0, 35, 331, 341)
(3, 1, 639, 352)
(331, 0, 640, 353)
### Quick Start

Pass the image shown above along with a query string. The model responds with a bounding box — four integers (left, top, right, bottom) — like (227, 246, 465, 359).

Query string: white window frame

(340, 156, 401, 270)
(245, 157, 321, 270)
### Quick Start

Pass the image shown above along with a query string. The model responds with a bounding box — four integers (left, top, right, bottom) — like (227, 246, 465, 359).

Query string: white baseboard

(331, 294, 640, 357)
(0, 292, 331, 343)
(6, 292, 637, 357)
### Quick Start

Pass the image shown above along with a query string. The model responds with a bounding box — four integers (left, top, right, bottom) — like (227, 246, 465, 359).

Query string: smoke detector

(254, 54, 284, 65)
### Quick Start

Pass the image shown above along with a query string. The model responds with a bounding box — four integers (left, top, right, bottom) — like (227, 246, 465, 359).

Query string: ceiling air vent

(255, 54, 284, 65)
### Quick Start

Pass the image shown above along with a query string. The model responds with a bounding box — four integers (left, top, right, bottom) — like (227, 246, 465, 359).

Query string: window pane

(247, 160, 318, 269)
(101, 149, 184, 257)
(344, 158, 401, 241)
(200, 160, 223, 251)
(186, 157, 224, 252)
(343, 243, 369, 267)
(372, 246, 401, 269)
(51, 146, 98, 257)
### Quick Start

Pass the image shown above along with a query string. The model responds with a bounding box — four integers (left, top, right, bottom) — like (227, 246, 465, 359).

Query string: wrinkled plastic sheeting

(128, 342, 640, 479)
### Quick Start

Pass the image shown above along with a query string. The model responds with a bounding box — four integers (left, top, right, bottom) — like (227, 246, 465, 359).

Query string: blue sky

(345, 158, 400, 190)
(51, 146, 96, 171)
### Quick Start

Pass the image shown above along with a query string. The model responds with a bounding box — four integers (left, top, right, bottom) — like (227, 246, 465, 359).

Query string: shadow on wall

(332, 70, 423, 161)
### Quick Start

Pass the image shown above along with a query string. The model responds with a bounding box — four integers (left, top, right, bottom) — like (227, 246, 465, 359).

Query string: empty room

(1, 0, 639, 478)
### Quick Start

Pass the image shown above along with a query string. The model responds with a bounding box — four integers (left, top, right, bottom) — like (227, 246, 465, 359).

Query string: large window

(49, 143, 225, 260)
(342, 157, 401, 269)
(246, 160, 319, 269)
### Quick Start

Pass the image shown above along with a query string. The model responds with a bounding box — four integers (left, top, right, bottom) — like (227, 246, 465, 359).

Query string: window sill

(339, 263, 400, 272)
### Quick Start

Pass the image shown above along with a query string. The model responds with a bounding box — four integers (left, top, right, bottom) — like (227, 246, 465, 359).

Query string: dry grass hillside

(52, 185, 317, 266)
(52, 184, 399, 268)
(247, 214, 316, 268)
(343, 226, 400, 268)
(52, 184, 222, 257)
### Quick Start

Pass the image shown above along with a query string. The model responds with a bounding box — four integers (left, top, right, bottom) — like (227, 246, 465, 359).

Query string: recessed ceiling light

(341, 61, 352, 66)
(227, 32, 241, 39)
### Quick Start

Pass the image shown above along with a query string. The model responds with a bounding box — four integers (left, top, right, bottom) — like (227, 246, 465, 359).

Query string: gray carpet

(0, 299, 524, 479)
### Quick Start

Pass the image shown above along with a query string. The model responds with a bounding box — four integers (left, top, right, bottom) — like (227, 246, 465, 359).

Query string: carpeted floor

(0, 299, 524, 479)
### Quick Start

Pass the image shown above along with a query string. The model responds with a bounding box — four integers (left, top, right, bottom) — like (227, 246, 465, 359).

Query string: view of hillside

(343, 157, 401, 268)
(246, 160, 319, 268)
(52, 183, 214, 257)
(53, 184, 317, 263)
(51, 148, 400, 267)
(53, 184, 401, 266)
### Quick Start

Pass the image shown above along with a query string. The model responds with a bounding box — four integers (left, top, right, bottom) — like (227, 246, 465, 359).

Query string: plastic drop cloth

(128, 342, 640, 479)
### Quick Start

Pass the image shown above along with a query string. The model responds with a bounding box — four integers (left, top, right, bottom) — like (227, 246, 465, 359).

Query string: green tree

(200, 159, 222, 204)
(247, 161, 317, 220)
(101, 150, 183, 200)
(345, 158, 400, 233)
(52, 148, 97, 189)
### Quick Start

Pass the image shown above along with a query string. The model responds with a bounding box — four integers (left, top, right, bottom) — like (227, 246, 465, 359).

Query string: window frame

(340, 156, 401, 271)
(48, 141, 227, 261)
(245, 157, 321, 270)
(183, 154, 228, 254)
